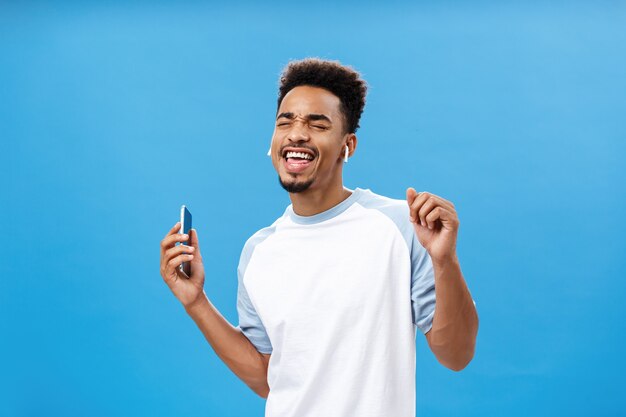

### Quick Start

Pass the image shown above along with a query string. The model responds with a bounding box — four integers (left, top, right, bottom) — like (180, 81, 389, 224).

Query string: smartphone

(178, 205, 192, 277)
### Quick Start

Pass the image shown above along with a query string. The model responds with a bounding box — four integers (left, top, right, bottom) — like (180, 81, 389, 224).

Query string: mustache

(280, 145, 318, 157)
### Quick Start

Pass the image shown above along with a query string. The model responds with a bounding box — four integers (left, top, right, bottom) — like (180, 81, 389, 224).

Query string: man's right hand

(160, 222, 206, 308)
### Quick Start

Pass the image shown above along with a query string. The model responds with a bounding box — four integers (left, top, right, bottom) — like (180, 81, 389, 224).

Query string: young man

(159, 58, 478, 417)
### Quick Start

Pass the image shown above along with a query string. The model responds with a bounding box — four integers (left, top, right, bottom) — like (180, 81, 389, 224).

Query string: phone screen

(179, 205, 192, 276)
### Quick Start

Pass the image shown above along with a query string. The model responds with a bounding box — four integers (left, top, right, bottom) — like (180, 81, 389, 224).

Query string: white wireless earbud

(344, 145, 349, 163)
(267, 147, 271, 156)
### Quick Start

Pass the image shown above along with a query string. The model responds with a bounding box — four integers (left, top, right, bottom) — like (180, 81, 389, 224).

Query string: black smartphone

(178, 205, 192, 277)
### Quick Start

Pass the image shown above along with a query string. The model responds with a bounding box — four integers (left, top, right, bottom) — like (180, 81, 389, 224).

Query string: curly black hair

(277, 58, 368, 134)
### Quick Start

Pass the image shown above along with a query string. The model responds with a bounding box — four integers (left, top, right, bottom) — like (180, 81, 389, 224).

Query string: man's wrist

(432, 253, 460, 271)
(184, 291, 209, 315)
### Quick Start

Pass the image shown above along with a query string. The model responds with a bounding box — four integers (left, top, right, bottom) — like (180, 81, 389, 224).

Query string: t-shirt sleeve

(361, 194, 476, 335)
(410, 232, 437, 334)
(409, 232, 478, 335)
(235, 249, 273, 354)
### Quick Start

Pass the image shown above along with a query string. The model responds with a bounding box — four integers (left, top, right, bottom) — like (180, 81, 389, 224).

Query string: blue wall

(1, 2, 624, 416)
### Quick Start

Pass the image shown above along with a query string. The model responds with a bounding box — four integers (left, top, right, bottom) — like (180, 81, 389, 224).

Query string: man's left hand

(406, 187, 460, 265)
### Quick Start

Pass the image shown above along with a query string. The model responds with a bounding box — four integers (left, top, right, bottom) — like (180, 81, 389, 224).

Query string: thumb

(188, 228, 205, 285)
(406, 187, 418, 204)
(190, 228, 202, 258)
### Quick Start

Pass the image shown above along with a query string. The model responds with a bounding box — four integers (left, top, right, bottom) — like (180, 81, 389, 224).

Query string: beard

(278, 174, 314, 193)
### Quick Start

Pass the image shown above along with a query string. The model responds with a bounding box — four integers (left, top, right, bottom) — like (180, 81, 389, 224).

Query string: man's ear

(346, 133, 357, 157)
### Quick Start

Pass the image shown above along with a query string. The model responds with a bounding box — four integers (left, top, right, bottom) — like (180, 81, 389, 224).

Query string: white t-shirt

(235, 187, 467, 417)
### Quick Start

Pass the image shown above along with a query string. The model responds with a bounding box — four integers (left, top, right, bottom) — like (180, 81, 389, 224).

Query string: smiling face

(270, 85, 355, 194)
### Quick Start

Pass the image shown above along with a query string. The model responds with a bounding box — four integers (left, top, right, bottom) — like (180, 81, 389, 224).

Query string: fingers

(425, 206, 459, 230)
(161, 244, 195, 278)
(406, 188, 456, 229)
(165, 243, 195, 258)
(166, 252, 195, 278)
(160, 222, 180, 256)
(160, 222, 193, 269)
(163, 244, 195, 268)
(160, 224, 190, 255)
(418, 198, 437, 228)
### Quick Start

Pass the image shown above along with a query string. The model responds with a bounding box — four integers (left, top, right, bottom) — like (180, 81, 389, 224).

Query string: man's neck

(289, 182, 352, 217)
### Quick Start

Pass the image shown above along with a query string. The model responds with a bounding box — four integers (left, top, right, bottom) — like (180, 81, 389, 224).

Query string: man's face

(270, 85, 349, 194)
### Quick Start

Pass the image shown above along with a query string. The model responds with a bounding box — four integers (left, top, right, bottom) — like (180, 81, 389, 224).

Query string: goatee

(278, 175, 314, 193)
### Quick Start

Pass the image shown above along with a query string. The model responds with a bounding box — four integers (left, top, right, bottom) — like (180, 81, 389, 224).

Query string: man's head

(269, 58, 367, 194)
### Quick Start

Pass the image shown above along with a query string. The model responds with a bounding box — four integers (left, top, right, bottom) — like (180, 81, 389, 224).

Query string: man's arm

(425, 255, 478, 371)
(160, 225, 270, 398)
(406, 188, 479, 371)
(185, 293, 271, 398)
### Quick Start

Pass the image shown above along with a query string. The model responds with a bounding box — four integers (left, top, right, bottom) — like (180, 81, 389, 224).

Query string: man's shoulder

(357, 188, 410, 221)
(240, 212, 288, 260)
(356, 188, 414, 246)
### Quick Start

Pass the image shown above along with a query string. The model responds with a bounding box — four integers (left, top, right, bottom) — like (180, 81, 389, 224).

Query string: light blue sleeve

(234, 233, 274, 354)
(409, 238, 477, 334)
(408, 231, 437, 334)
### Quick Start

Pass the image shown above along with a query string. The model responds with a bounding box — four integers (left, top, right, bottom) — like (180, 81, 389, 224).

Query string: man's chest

(243, 220, 412, 343)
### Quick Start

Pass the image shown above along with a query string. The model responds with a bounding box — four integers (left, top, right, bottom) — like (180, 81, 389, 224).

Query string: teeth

(285, 151, 313, 160)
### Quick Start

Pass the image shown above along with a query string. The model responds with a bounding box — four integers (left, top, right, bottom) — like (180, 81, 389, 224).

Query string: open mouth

(282, 148, 316, 173)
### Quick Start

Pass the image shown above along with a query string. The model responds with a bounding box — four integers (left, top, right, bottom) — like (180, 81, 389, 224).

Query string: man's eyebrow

(307, 114, 332, 123)
(276, 112, 332, 123)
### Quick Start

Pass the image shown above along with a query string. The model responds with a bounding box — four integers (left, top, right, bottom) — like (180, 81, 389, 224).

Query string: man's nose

(287, 122, 310, 142)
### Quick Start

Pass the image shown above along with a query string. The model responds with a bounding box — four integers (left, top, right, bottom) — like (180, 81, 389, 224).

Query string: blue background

(1, 1, 625, 416)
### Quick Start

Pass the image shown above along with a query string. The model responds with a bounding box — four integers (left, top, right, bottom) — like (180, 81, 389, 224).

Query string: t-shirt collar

(287, 187, 365, 225)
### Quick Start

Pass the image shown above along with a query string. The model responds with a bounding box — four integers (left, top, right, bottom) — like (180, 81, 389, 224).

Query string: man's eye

(312, 125, 328, 130)
(277, 122, 290, 126)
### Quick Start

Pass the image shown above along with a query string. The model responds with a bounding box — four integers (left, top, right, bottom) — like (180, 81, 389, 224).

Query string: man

(159, 58, 478, 417)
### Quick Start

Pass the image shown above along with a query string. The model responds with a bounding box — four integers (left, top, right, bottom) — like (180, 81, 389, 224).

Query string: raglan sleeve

(410, 230, 477, 335)
(409, 231, 437, 334)
(234, 244, 273, 354)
